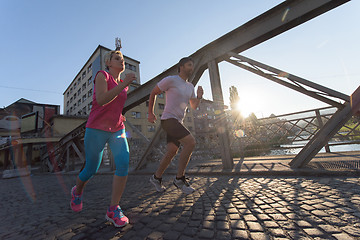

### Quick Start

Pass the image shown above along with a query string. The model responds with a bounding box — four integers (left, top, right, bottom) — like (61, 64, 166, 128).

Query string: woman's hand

(123, 73, 136, 86)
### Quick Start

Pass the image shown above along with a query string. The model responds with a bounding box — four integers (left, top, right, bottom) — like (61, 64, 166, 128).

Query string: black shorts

(161, 118, 190, 147)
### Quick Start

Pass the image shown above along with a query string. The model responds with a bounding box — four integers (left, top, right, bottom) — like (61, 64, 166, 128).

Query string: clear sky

(0, 0, 359, 118)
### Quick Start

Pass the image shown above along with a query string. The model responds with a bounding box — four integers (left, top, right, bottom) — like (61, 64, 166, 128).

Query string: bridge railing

(227, 106, 359, 157)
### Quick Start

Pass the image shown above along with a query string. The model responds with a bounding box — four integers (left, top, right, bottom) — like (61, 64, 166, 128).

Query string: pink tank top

(86, 71, 128, 132)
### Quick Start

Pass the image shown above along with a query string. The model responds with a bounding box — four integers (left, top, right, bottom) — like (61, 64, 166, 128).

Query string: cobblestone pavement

(1, 174, 360, 240)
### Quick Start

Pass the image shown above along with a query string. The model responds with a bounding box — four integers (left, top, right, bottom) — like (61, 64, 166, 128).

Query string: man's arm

(148, 85, 162, 123)
(189, 86, 203, 109)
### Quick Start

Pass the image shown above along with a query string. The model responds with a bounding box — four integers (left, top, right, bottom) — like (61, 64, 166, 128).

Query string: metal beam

(124, 0, 350, 113)
(208, 60, 233, 169)
(225, 53, 350, 108)
(52, 0, 350, 172)
(134, 126, 164, 170)
(351, 86, 360, 115)
(224, 53, 353, 169)
(289, 103, 353, 168)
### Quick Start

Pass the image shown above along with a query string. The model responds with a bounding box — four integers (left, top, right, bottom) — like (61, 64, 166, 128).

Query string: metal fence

(228, 107, 360, 157)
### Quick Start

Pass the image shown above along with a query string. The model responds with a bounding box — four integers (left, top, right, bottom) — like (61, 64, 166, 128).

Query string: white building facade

(63, 45, 140, 116)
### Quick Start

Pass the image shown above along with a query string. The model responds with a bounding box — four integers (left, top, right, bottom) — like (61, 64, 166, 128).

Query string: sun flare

(234, 92, 261, 118)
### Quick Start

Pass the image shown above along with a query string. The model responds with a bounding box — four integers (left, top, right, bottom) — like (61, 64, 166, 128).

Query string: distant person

(148, 57, 203, 194)
(70, 49, 136, 228)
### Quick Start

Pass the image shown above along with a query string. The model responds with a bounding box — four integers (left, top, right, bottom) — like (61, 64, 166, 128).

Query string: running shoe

(149, 174, 166, 192)
(173, 176, 195, 194)
(105, 205, 129, 227)
(70, 186, 83, 212)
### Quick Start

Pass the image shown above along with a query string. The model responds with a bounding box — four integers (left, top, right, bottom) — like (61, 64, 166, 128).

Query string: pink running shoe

(70, 186, 83, 212)
(105, 206, 129, 227)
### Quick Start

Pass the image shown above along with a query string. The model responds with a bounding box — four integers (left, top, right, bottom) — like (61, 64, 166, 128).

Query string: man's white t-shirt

(157, 75, 195, 123)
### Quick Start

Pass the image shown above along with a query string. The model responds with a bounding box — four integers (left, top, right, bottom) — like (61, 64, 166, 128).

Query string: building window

(74, 93, 77, 99)
(158, 103, 165, 110)
(82, 83, 86, 91)
(78, 99, 81, 106)
(66, 101, 69, 107)
(70, 87, 73, 94)
(147, 125, 155, 132)
(88, 102, 92, 111)
(125, 63, 137, 72)
(70, 97, 73, 103)
(129, 85, 137, 92)
(82, 71, 86, 79)
(131, 138, 142, 145)
(88, 77, 92, 86)
(87, 63, 92, 73)
(131, 112, 141, 119)
(158, 93, 164, 99)
(67, 92, 69, 97)
(82, 94, 87, 102)
(134, 125, 142, 132)
(78, 89, 81, 95)
(77, 77, 81, 84)
(82, 107, 86, 115)
(88, 89, 92, 97)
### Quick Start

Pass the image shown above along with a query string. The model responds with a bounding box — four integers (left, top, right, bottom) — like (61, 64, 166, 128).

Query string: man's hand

(148, 112, 157, 123)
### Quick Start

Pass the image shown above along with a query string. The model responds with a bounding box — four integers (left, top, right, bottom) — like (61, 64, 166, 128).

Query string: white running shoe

(173, 176, 195, 194)
(149, 174, 166, 192)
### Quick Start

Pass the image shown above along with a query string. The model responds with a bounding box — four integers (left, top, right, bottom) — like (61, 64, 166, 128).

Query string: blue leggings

(79, 128, 129, 182)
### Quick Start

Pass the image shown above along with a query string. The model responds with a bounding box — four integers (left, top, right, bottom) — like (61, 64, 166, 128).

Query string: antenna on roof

(115, 37, 122, 51)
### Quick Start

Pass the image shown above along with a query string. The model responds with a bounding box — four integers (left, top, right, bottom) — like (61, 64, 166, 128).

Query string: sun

(235, 93, 260, 118)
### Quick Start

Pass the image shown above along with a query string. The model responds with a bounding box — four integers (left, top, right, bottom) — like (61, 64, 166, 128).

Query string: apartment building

(63, 45, 195, 144)
(63, 45, 140, 116)
(193, 99, 219, 144)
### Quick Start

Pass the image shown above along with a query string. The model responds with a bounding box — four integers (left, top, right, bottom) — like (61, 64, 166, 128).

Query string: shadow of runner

(20, 174, 356, 240)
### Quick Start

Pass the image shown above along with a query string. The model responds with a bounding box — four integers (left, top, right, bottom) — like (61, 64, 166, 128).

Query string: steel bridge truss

(40, 0, 355, 171)
(224, 53, 354, 168)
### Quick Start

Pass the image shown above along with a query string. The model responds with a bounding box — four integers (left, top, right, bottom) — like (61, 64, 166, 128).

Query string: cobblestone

(1, 174, 360, 239)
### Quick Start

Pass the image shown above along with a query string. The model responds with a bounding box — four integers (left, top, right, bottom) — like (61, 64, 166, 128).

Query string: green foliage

(339, 120, 360, 140)
(229, 86, 240, 111)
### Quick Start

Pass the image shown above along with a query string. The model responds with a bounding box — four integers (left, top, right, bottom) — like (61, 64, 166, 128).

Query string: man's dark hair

(177, 57, 193, 72)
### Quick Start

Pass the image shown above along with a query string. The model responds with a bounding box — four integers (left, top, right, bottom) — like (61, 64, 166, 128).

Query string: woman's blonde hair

(104, 50, 122, 70)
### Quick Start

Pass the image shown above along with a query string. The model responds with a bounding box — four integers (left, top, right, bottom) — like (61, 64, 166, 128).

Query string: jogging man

(148, 57, 203, 194)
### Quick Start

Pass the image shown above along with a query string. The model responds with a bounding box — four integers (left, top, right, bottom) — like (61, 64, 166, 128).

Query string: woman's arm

(95, 72, 135, 106)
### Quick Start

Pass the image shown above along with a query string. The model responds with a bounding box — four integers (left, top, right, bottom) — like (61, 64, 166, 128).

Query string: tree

(229, 86, 240, 111)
